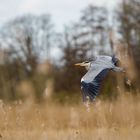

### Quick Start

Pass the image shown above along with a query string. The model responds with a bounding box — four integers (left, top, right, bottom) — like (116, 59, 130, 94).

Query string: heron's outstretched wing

(81, 68, 110, 102)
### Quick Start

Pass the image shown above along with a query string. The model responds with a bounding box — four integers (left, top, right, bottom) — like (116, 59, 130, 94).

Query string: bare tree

(116, 0, 140, 88)
(53, 5, 113, 96)
(0, 14, 54, 102)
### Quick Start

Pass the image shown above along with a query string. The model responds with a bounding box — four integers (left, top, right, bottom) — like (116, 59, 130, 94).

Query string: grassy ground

(0, 94, 140, 140)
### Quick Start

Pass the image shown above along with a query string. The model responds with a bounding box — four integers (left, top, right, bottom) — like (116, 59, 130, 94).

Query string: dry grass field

(0, 94, 140, 140)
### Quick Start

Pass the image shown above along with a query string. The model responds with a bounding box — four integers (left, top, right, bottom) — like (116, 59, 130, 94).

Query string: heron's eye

(84, 61, 89, 63)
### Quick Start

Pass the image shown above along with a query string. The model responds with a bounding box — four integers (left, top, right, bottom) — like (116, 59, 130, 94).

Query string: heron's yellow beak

(74, 62, 85, 66)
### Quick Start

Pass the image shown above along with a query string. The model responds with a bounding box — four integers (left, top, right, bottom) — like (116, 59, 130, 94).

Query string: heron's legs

(84, 96, 90, 112)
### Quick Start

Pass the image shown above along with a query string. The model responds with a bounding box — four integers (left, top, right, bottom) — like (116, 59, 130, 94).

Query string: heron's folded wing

(81, 68, 110, 102)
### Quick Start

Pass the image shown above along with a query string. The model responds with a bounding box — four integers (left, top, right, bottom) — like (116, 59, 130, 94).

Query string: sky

(0, 0, 118, 31)
(0, 0, 118, 60)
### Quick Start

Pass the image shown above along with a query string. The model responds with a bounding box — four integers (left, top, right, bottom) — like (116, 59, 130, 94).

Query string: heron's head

(75, 61, 91, 69)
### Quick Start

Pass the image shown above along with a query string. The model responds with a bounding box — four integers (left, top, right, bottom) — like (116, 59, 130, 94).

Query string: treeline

(0, 0, 139, 103)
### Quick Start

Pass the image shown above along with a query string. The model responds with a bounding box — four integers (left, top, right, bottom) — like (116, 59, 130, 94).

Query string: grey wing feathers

(81, 56, 114, 102)
(82, 56, 113, 83)
(81, 68, 110, 102)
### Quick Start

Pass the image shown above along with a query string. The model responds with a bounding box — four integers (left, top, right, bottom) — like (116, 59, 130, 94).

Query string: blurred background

(0, 0, 140, 104)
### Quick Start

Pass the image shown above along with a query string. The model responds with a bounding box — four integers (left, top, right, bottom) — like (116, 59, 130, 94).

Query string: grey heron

(75, 55, 124, 102)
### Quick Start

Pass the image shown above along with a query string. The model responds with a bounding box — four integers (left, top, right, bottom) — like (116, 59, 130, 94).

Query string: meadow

(0, 94, 140, 140)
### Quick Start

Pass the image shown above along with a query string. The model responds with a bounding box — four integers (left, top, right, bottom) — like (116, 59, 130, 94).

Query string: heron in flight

(75, 55, 125, 102)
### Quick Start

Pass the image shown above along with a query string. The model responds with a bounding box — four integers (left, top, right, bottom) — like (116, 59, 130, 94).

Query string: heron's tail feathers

(112, 55, 119, 66)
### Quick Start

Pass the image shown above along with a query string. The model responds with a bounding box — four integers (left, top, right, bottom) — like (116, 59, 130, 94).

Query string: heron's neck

(85, 63, 91, 70)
